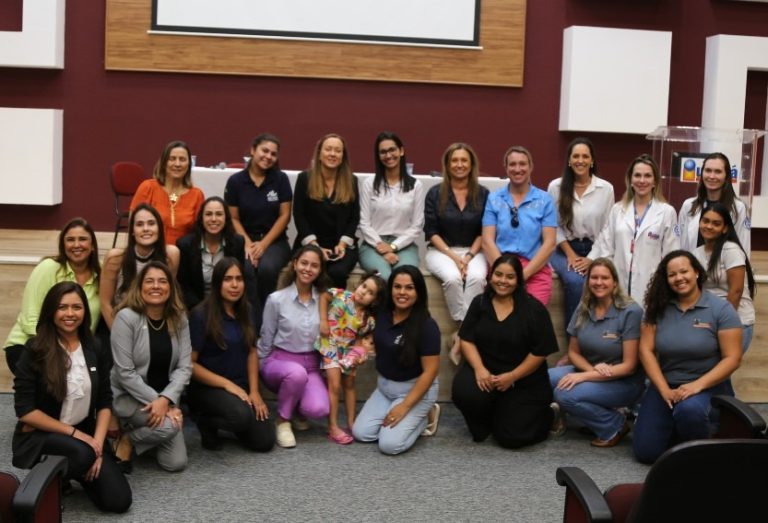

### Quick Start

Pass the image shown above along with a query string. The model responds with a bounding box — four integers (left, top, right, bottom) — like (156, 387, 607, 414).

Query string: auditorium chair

(110, 161, 147, 247)
(0, 455, 67, 522)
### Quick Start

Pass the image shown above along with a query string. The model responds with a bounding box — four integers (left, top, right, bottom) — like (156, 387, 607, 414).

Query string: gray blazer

(110, 308, 192, 418)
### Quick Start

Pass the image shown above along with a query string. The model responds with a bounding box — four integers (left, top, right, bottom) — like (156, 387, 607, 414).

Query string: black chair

(711, 395, 767, 439)
(0, 455, 67, 522)
(556, 439, 768, 522)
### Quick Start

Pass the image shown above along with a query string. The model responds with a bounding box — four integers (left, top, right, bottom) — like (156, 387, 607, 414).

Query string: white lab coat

(588, 198, 679, 304)
(677, 197, 751, 255)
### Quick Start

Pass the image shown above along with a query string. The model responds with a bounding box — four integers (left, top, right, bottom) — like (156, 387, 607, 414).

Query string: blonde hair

(306, 133, 356, 204)
(116, 261, 187, 335)
(438, 143, 482, 213)
(573, 258, 634, 329)
(620, 154, 666, 206)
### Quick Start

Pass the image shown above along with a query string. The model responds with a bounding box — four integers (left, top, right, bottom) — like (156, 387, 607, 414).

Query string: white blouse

(59, 345, 91, 426)
(547, 175, 615, 245)
(358, 176, 425, 251)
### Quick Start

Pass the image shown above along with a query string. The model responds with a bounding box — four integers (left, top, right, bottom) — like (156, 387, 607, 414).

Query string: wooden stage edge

(0, 229, 766, 402)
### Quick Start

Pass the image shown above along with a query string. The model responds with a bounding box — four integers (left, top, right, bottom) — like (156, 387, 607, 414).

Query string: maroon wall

(1, 1, 767, 247)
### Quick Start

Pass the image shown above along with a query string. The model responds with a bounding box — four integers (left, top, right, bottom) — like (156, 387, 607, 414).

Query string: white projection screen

(152, 0, 481, 47)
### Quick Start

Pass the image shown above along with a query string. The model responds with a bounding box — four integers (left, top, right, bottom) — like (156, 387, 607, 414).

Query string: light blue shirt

(482, 183, 557, 260)
(257, 283, 320, 359)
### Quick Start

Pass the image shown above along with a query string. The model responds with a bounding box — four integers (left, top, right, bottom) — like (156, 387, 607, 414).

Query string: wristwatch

(390, 243, 398, 253)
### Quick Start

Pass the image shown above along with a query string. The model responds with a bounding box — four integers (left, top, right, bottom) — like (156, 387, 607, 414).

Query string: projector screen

(152, 0, 481, 47)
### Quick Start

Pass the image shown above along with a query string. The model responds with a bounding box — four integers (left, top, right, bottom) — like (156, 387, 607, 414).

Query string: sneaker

(550, 402, 566, 437)
(292, 417, 311, 431)
(421, 403, 441, 437)
(276, 421, 296, 448)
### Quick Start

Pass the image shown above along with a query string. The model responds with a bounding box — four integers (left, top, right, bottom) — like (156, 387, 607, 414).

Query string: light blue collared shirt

(257, 283, 320, 359)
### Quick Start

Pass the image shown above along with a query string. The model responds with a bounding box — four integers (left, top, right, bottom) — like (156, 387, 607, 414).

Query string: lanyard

(627, 201, 651, 296)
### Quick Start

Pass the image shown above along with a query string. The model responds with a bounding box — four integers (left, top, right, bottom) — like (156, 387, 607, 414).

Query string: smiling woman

(3, 218, 102, 375)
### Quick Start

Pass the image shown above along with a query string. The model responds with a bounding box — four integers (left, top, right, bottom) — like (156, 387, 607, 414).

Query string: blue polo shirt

(224, 168, 292, 240)
(482, 183, 557, 260)
(567, 302, 642, 366)
(374, 311, 441, 382)
(651, 291, 741, 384)
(190, 306, 251, 388)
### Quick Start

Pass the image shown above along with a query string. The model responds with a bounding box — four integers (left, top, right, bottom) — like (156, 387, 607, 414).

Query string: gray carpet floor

(3, 394, 765, 522)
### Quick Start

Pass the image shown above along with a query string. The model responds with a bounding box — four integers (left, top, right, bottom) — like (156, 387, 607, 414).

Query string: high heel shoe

(113, 433, 133, 474)
(448, 332, 462, 366)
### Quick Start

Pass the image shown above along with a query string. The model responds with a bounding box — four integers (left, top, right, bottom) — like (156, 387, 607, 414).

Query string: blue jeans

(549, 239, 593, 332)
(549, 366, 643, 440)
(742, 324, 753, 354)
(632, 381, 731, 464)
(352, 375, 438, 455)
(358, 235, 420, 282)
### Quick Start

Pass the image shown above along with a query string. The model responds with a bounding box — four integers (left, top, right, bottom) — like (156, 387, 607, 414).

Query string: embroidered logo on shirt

(744, 216, 751, 230)
(673, 224, 681, 236)
(267, 190, 279, 202)
(692, 319, 712, 329)
(602, 331, 619, 340)
(647, 231, 660, 240)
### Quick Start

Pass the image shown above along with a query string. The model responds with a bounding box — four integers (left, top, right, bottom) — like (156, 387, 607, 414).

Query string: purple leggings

(260, 348, 330, 421)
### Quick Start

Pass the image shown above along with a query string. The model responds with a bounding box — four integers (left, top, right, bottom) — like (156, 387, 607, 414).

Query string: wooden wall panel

(105, 0, 526, 87)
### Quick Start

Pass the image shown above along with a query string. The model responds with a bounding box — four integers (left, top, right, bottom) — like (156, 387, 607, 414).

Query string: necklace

(135, 247, 155, 262)
(147, 317, 166, 331)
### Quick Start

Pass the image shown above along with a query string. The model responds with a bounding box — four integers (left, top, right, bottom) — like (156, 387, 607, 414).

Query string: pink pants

(260, 349, 330, 421)
(518, 256, 552, 306)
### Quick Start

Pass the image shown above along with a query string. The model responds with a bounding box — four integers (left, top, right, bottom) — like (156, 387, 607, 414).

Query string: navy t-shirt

(374, 310, 441, 382)
(190, 307, 251, 388)
(224, 168, 292, 239)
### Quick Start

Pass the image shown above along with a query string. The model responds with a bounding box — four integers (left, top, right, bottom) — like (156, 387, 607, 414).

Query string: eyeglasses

(378, 146, 399, 157)
(509, 205, 519, 228)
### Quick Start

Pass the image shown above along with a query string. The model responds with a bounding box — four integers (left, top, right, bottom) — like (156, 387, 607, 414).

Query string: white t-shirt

(694, 242, 754, 325)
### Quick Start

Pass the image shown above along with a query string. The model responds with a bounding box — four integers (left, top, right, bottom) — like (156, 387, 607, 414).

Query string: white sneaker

(276, 421, 296, 448)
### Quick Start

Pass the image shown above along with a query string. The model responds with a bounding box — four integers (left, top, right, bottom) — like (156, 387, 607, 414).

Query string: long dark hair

(558, 138, 597, 235)
(701, 202, 755, 299)
(644, 250, 706, 324)
(689, 152, 737, 218)
(30, 282, 93, 402)
(485, 253, 527, 304)
(119, 203, 169, 296)
(198, 257, 255, 350)
(387, 265, 430, 368)
(279, 244, 331, 291)
(188, 196, 238, 270)
(372, 131, 415, 195)
(49, 217, 101, 281)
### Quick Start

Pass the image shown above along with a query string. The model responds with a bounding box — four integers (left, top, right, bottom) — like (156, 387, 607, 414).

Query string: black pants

(452, 363, 554, 449)
(187, 383, 275, 451)
(39, 432, 132, 513)
(325, 248, 359, 289)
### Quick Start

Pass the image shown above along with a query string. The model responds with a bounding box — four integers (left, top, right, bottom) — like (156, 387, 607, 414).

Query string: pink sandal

(327, 429, 354, 445)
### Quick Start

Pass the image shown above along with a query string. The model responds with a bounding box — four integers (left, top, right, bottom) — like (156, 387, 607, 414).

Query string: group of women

(3, 132, 756, 514)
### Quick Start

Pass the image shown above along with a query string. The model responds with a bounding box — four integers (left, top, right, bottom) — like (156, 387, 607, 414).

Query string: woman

(358, 131, 424, 280)
(451, 254, 558, 449)
(258, 245, 331, 448)
(4, 218, 101, 374)
(101, 203, 180, 329)
(12, 282, 131, 513)
(189, 258, 275, 452)
(548, 258, 644, 447)
(587, 154, 679, 301)
(225, 134, 292, 309)
(482, 146, 557, 305)
(293, 133, 360, 289)
(633, 250, 742, 464)
(547, 138, 614, 328)
(678, 152, 750, 254)
(110, 261, 192, 472)
(693, 202, 755, 353)
(176, 196, 247, 311)
(352, 265, 440, 455)
(424, 143, 489, 363)
(130, 140, 205, 245)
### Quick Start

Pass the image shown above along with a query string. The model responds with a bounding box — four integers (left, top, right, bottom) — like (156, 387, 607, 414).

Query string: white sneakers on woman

(276, 421, 296, 448)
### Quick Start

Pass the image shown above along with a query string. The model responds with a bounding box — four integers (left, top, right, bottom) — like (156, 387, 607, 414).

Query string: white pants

(424, 246, 487, 321)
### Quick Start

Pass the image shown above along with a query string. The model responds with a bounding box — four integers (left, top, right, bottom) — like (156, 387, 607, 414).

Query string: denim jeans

(352, 375, 438, 455)
(549, 239, 593, 332)
(632, 381, 731, 464)
(358, 235, 420, 282)
(548, 365, 643, 440)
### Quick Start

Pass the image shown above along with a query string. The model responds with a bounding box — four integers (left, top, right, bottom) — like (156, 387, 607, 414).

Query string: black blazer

(176, 233, 246, 311)
(12, 337, 112, 469)
(292, 171, 360, 250)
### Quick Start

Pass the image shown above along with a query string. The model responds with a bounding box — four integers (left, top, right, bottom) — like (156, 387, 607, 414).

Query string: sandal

(327, 429, 354, 445)
(421, 403, 441, 437)
(448, 333, 462, 366)
(113, 433, 134, 474)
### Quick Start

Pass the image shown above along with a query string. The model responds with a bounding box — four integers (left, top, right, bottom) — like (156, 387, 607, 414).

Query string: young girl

(316, 273, 386, 444)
